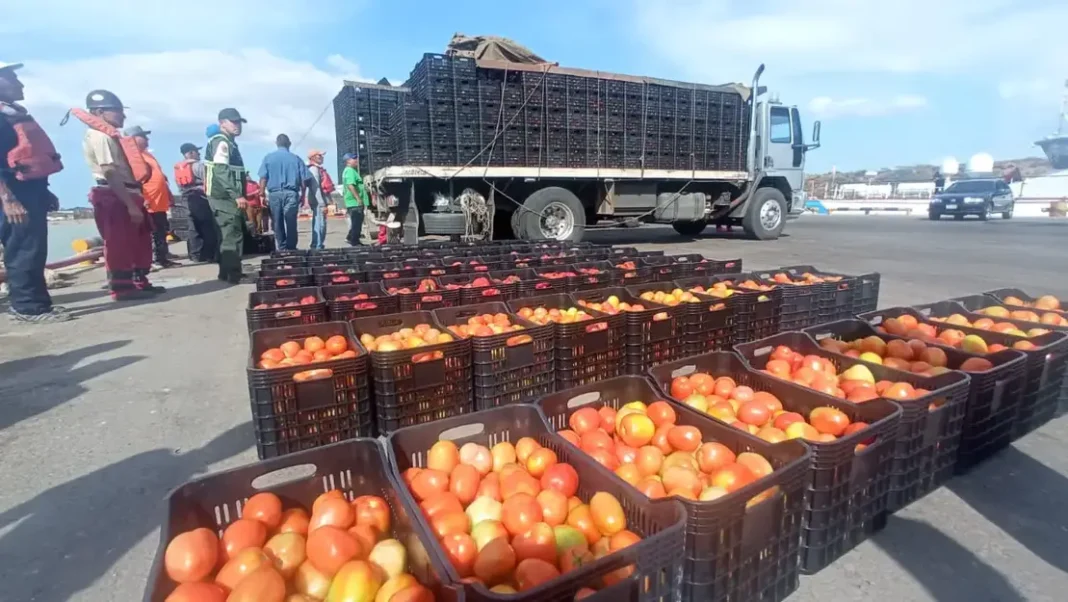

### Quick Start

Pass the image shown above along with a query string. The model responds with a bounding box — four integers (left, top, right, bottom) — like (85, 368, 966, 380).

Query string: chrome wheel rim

(539, 201, 575, 240)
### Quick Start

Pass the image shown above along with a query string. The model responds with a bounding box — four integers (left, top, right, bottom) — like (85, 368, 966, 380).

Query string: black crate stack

(333, 81, 408, 176)
(342, 53, 751, 172)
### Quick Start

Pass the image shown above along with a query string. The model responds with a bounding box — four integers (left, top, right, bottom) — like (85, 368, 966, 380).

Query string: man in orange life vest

(72, 90, 163, 300)
(126, 125, 177, 269)
(0, 61, 70, 323)
(174, 142, 218, 263)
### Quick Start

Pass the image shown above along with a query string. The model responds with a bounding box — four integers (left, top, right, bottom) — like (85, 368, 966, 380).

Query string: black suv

(929, 178, 1015, 220)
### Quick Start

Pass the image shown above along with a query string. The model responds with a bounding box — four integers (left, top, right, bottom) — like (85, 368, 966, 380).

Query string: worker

(933, 170, 945, 193)
(342, 153, 369, 246)
(173, 142, 218, 263)
(258, 133, 310, 251)
(305, 149, 334, 250)
(70, 89, 163, 300)
(205, 108, 248, 284)
(125, 125, 176, 269)
(244, 178, 263, 235)
(0, 61, 70, 323)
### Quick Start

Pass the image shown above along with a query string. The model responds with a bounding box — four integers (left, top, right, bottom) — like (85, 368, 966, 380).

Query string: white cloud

(998, 78, 1062, 102)
(808, 94, 927, 118)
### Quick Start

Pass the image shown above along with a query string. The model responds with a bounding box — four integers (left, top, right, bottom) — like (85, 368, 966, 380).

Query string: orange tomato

(306, 525, 362, 577)
(278, 508, 311, 536)
(164, 527, 219, 583)
(449, 464, 481, 505)
(526, 447, 558, 478)
(280, 341, 302, 358)
(515, 437, 541, 463)
(441, 532, 478, 577)
(566, 504, 602, 545)
(501, 493, 544, 537)
(427, 440, 461, 473)
(348, 523, 379, 553)
(558, 429, 581, 447)
(261, 348, 285, 363)
(264, 532, 306, 578)
(352, 495, 391, 535)
(243, 492, 283, 530)
(590, 492, 626, 536)
(312, 490, 345, 514)
(666, 425, 702, 452)
(512, 522, 557, 565)
(597, 406, 618, 434)
(514, 558, 561, 591)
(568, 407, 602, 435)
(500, 470, 540, 500)
(309, 496, 355, 531)
(215, 547, 269, 590)
(646, 400, 677, 427)
(536, 489, 570, 527)
(636, 477, 668, 499)
(409, 468, 450, 501)
(222, 518, 268, 559)
(636, 446, 664, 477)
(477, 472, 502, 502)
(696, 442, 736, 474)
(226, 565, 286, 602)
(324, 335, 349, 355)
(304, 336, 326, 353)
(610, 530, 641, 551)
(164, 582, 227, 602)
(809, 407, 850, 436)
(431, 511, 471, 539)
(388, 584, 435, 602)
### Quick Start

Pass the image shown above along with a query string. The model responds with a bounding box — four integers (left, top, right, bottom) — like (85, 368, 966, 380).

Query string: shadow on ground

(0, 422, 254, 602)
(68, 279, 236, 319)
(875, 515, 1025, 602)
(948, 444, 1068, 574)
(0, 340, 143, 431)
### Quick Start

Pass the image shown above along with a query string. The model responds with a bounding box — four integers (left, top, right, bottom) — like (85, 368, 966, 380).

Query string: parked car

(929, 178, 1015, 220)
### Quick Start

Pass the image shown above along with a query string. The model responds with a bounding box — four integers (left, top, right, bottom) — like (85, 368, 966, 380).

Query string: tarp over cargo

(446, 33, 547, 64)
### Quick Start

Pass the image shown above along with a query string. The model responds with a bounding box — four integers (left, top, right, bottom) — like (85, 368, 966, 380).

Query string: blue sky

(3, 0, 1066, 207)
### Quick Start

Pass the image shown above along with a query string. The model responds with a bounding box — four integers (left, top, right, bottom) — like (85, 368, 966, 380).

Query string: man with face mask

(205, 108, 248, 284)
(125, 125, 176, 269)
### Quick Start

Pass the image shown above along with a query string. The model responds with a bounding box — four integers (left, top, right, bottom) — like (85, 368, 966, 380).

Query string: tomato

(222, 518, 268, 559)
(618, 412, 656, 447)
(557, 429, 581, 447)
(736, 452, 774, 479)
(566, 504, 601, 545)
(809, 407, 850, 436)
(324, 335, 349, 355)
(636, 477, 667, 499)
(164, 528, 219, 583)
(615, 464, 642, 486)
(753, 391, 783, 413)
(491, 442, 518, 472)
(421, 492, 463, 520)
(325, 560, 382, 602)
(293, 560, 333, 600)
(588, 448, 619, 472)
(164, 582, 227, 602)
(666, 425, 702, 453)
(569, 407, 602, 435)
(401, 468, 422, 489)
(603, 564, 635, 587)
(376, 575, 419, 602)
(710, 464, 756, 493)
(730, 386, 755, 403)
(597, 406, 618, 434)
(312, 490, 346, 514)
(515, 558, 562, 591)
(736, 400, 771, 427)
(304, 336, 326, 353)
(635, 446, 664, 477)
(310, 496, 355, 531)
(477, 472, 502, 502)
(662, 466, 702, 498)
(263, 532, 306, 578)
(574, 587, 598, 601)
(515, 437, 541, 463)
(526, 447, 558, 478)
(388, 584, 435, 602)
(215, 547, 269, 590)
(559, 545, 595, 573)
(501, 470, 541, 499)
(512, 522, 557, 565)
(650, 423, 674, 455)
(348, 523, 379, 553)
(473, 537, 517, 586)
(610, 530, 641, 551)
(427, 440, 461, 473)
(589, 492, 626, 537)
(226, 565, 286, 602)
(670, 376, 694, 399)
(536, 489, 570, 527)
(352, 495, 391, 535)
(646, 400, 677, 427)
(449, 464, 482, 505)
(409, 468, 450, 501)
(277, 508, 311, 537)
(306, 525, 362, 577)
(431, 511, 471, 538)
(579, 430, 613, 453)
(281, 341, 302, 358)
(713, 377, 736, 397)
(242, 492, 283, 530)
(441, 532, 478, 577)
(460, 442, 494, 475)
(696, 442, 736, 474)
(501, 493, 544, 537)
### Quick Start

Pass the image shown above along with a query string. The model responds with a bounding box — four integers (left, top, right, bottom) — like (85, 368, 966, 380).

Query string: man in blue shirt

(257, 133, 310, 250)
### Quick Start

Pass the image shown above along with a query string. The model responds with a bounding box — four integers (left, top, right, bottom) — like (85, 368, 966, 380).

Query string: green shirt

(342, 166, 369, 208)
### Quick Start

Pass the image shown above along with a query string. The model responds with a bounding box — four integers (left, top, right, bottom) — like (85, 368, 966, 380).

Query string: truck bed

(371, 164, 749, 182)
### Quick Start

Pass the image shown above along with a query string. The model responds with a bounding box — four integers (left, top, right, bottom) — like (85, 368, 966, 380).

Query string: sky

(3, 0, 1067, 207)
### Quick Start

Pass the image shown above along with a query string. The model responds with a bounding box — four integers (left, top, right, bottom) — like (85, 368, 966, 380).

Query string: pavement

(1, 215, 1067, 602)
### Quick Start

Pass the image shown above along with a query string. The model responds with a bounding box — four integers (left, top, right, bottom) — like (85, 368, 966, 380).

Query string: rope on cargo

(293, 99, 333, 148)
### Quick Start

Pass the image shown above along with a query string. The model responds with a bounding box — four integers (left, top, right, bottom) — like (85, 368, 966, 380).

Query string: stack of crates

(332, 80, 409, 176)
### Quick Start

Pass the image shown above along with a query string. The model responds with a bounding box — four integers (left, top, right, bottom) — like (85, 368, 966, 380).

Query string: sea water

(46, 221, 102, 261)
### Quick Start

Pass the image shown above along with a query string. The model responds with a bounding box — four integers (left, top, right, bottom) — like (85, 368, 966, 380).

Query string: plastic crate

(572, 261, 622, 291)
(269, 248, 308, 258)
(259, 257, 306, 270)
(247, 322, 372, 458)
(572, 287, 684, 374)
(322, 282, 397, 322)
(627, 282, 735, 356)
(385, 404, 688, 602)
(246, 286, 327, 332)
(803, 320, 1026, 476)
(487, 268, 558, 298)
(434, 302, 555, 409)
(537, 376, 811, 601)
(256, 267, 313, 291)
(365, 260, 430, 281)
(141, 439, 457, 602)
(311, 265, 364, 287)
(648, 354, 900, 575)
(438, 272, 517, 305)
(508, 293, 627, 389)
(384, 276, 461, 312)
(534, 265, 582, 292)
(736, 332, 970, 512)
(777, 265, 859, 321)
(985, 287, 1068, 318)
(350, 312, 473, 435)
(749, 271, 827, 331)
(610, 258, 655, 284)
(676, 275, 782, 344)
(634, 256, 678, 282)
(862, 307, 1068, 442)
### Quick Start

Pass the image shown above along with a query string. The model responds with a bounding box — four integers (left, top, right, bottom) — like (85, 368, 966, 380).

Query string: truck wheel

(672, 220, 707, 237)
(520, 187, 586, 242)
(742, 188, 786, 240)
(510, 209, 526, 240)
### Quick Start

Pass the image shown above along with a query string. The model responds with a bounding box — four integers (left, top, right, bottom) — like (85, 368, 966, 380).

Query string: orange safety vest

(140, 150, 172, 212)
(2, 103, 63, 181)
(65, 108, 150, 184)
(173, 160, 196, 187)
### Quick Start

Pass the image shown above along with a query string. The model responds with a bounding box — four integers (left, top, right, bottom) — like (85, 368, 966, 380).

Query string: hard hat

(85, 89, 125, 110)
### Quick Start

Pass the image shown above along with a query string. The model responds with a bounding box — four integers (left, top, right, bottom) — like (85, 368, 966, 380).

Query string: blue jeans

(309, 198, 327, 249)
(268, 189, 300, 250)
(0, 186, 52, 315)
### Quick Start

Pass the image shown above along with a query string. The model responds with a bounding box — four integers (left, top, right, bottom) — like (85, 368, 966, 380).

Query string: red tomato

(696, 442, 737, 474)
(670, 376, 694, 400)
(449, 464, 482, 505)
(410, 468, 450, 501)
(579, 430, 613, 453)
(501, 493, 544, 537)
(164, 582, 227, 602)
(666, 425, 702, 453)
(809, 407, 850, 436)
(164, 527, 219, 583)
(222, 518, 268, 559)
(348, 523, 379, 553)
(614, 443, 639, 466)
(558, 429, 581, 447)
(540, 463, 579, 498)
(597, 406, 618, 434)
(352, 495, 391, 535)
(306, 526, 362, 577)
(242, 492, 283, 530)
(441, 533, 478, 577)
(421, 493, 464, 520)
(432, 511, 471, 539)
(226, 565, 286, 602)
(646, 401, 677, 427)
(501, 470, 541, 499)
(215, 548, 269, 590)
(309, 497, 355, 531)
(477, 472, 502, 501)
(473, 537, 517, 586)
(569, 407, 602, 435)
(278, 508, 311, 536)
(511, 523, 557, 565)
(536, 489, 570, 527)
(514, 558, 561, 591)
(587, 448, 619, 472)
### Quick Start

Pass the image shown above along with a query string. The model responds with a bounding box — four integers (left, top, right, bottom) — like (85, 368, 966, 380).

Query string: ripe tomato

(711, 464, 756, 493)
(449, 463, 482, 505)
(587, 448, 619, 472)
(473, 537, 517, 586)
(352, 495, 391, 535)
(512, 522, 557, 565)
(280, 341, 302, 358)
(324, 335, 348, 355)
(557, 429, 581, 447)
(713, 377, 736, 398)
(515, 437, 541, 463)
(666, 425, 702, 452)
(313, 489, 345, 515)
(753, 391, 783, 413)
(226, 565, 286, 602)
(514, 558, 561, 591)
(579, 430, 613, 453)
(501, 470, 540, 499)
(636, 446, 664, 476)
(566, 504, 602, 545)
(569, 407, 602, 435)
(309, 496, 355, 531)
(736, 452, 774, 479)
(501, 493, 544, 537)
(477, 472, 502, 501)
(650, 423, 675, 455)
(560, 546, 595, 573)
(164, 582, 227, 602)
(614, 443, 639, 466)
(431, 511, 471, 539)
(590, 492, 626, 537)
(427, 440, 460, 473)
(809, 407, 850, 436)
(615, 464, 642, 486)
(263, 532, 306, 578)
(304, 336, 326, 353)
(597, 406, 618, 434)
(277, 508, 310, 536)
(164, 527, 218, 583)
(536, 489, 570, 527)
(421, 492, 464, 520)
(696, 442, 736, 474)
(661, 466, 702, 498)
(636, 477, 667, 499)
(222, 518, 268, 559)
(736, 400, 771, 427)
(348, 523, 378, 553)
(646, 400, 677, 427)
(670, 376, 694, 399)
(441, 532, 478, 577)
(574, 587, 598, 600)
(491, 441, 518, 472)
(306, 526, 362, 577)
(610, 530, 641, 551)
(460, 442, 494, 475)
(215, 547, 269, 590)
(410, 468, 450, 501)
(618, 412, 656, 447)
(293, 560, 333, 600)
(526, 447, 558, 478)
(242, 492, 283, 530)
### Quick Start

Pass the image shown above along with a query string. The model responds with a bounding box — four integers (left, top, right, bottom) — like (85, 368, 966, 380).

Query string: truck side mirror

(812, 121, 821, 144)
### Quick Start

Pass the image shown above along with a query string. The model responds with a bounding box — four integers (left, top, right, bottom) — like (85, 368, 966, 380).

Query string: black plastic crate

(438, 272, 516, 305)
(777, 265, 859, 322)
(486, 268, 557, 297)
(572, 286, 684, 374)
(862, 307, 1068, 442)
(750, 271, 826, 331)
(311, 265, 363, 287)
(383, 276, 460, 312)
(247, 322, 372, 458)
(611, 258, 656, 284)
(533, 264, 583, 292)
(142, 438, 457, 602)
(508, 293, 626, 389)
(269, 248, 308, 259)
(259, 256, 306, 270)
(677, 275, 782, 344)
(386, 403, 687, 602)
(322, 282, 397, 322)
(736, 332, 970, 512)
(985, 287, 1068, 318)
(537, 376, 811, 602)
(649, 354, 899, 576)
(255, 267, 313, 291)
(572, 260, 622, 291)
(640, 256, 682, 282)
(434, 302, 555, 409)
(629, 281, 734, 356)
(350, 312, 473, 435)
(803, 319, 1028, 474)
(247, 286, 327, 332)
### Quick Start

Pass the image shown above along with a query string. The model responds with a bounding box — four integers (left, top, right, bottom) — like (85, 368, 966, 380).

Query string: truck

(362, 60, 820, 243)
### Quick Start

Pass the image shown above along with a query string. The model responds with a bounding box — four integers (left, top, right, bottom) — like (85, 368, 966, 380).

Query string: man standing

(126, 125, 176, 269)
(305, 149, 334, 249)
(173, 142, 218, 263)
(0, 61, 69, 323)
(258, 134, 309, 251)
(72, 89, 162, 300)
(342, 153, 369, 246)
(205, 108, 248, 284)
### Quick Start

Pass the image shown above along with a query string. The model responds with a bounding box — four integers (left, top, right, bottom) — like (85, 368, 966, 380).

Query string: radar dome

(969, 152, 994, 173)
(941, 157, 960, 175)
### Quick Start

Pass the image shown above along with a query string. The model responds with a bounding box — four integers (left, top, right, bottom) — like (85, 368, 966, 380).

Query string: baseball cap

(218, 108, 247, 123)
(342, 153, 358, 162)
(308, 149, 326, 159)
(180, 143, 201, 154)
(123, 125, 151, 138)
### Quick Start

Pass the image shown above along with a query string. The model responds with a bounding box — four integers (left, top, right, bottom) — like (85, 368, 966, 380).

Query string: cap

(307, 149, 326, 159)
(218, 108, 247, 123)
(86, 89, 126, 111)
(0, 62, 23, 73)
(342, 153, 358, 162)
(180, 143, 201, 154)
(123, 125, 150, 138)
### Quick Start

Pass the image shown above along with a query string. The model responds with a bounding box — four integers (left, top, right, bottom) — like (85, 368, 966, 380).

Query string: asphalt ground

(1, 215, 1066, 602)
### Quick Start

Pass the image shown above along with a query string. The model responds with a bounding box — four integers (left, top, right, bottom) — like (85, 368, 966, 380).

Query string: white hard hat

(0, 62, 24, 73)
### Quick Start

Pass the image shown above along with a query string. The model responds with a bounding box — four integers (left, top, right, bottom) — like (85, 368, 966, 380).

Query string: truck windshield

(944, 180, 997, 193)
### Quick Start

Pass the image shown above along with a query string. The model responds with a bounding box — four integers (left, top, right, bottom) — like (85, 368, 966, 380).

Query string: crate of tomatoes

(385, 404, 687, 601)
(572, 287, 684, 375)
(648, 354, 900, 575)
(248, 322, 373, 459)
(247, 287, 327, 332)
(256, 267, 313, 292)
(627, 282, 734, 357)
(312, 265, 364, 287)
(351, 311, 474, 436)
(385, 277, 460, 313)
(143, 438, 458, 602)
(437, 273, 517, 306)
(322, 282, 398, 323)
(675, 275, 782, 345)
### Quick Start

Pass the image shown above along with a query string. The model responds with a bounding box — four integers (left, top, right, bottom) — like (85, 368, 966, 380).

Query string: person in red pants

(69, 89, 163, 300)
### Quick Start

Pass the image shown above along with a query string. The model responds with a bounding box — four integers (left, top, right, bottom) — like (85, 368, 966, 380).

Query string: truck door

(764, 106, 804, 193)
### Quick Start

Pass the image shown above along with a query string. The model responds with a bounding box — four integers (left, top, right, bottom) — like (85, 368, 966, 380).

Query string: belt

(95, 179, 141, 191)
(268, 187, 300, 193)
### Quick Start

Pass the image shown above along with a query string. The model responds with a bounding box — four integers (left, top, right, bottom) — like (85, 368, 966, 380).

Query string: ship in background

(1013, 80, 1068, 202)
(1035, 80, 1068, 170)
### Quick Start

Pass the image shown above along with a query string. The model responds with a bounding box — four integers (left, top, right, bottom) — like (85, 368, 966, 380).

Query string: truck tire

(672, 220, 707, 237)
(742, 188, 787, 240)
(510, 209, 525, 240)
(520, 187, 586, 242)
